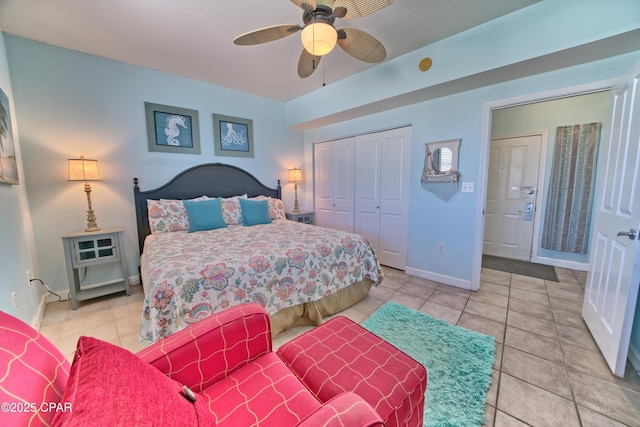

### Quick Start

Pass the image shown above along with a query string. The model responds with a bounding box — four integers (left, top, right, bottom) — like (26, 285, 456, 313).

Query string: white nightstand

(286, 211, 314, 225)
(62, 227, 130, 309)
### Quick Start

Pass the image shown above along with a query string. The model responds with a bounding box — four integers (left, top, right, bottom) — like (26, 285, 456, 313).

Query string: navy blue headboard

(133, 163, 281, 253)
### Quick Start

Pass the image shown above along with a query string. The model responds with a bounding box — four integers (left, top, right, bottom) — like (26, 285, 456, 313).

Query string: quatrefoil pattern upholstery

(136, 303, 273, 392)
(1, 304, 385, 427)
(277, 315, 428, 427)
(0, 311, 70, 427)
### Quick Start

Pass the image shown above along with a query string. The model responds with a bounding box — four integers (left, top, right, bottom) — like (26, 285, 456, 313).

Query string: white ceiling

(0, 0, 540, 101)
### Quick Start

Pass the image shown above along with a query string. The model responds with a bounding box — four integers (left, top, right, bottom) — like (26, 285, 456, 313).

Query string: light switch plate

(462, 182, 474, 193)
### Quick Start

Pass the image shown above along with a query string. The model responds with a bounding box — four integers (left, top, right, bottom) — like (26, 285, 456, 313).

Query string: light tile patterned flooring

(40, 266, 640, 426)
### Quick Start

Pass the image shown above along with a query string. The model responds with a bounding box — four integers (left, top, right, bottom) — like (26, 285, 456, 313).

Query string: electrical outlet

(26, 270, 31, 286)
(461, 182, 474, 193)
(437, 243, 445, 254)
(12, 291, 18, 308)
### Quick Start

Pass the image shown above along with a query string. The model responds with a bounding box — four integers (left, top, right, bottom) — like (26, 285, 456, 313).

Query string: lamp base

(85, 209, 100, 232)
(293, 183, 300, 213)
(84, 183, 100, 232)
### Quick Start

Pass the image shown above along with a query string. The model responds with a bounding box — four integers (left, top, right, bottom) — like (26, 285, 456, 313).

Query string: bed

(133, 163, 383, 343)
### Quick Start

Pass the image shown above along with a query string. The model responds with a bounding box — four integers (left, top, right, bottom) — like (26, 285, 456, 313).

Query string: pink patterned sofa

(0, 304, 383, 426)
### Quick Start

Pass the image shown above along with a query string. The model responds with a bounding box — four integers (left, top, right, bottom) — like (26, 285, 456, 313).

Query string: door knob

(617, 229, 637, 240)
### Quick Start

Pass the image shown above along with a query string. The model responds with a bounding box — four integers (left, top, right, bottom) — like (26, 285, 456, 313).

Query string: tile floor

(40, 266, 640, 426)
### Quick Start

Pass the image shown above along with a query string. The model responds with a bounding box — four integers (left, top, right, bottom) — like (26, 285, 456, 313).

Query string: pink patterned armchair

(0, 304, 383, 426)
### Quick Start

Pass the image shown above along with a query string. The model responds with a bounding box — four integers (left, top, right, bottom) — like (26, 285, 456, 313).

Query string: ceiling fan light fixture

(301, 22, 337, 56)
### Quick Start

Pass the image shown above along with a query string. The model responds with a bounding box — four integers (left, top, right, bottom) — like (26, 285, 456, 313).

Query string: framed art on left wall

(145, 102, 201, 154)
(0, 87, 18, 185)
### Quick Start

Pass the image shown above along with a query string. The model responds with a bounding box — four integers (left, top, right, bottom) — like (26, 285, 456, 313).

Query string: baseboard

(629, 344, 640, 372)
(404, 266, 473, 290)
(31, 294, 48, 330)
(530, 256, 589, 271)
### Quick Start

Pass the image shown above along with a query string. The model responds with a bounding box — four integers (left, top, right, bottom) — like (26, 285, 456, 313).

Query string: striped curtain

(541, 122, 600, 254)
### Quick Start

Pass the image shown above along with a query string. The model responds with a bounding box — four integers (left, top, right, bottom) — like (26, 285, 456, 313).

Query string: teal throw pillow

(239, 198, 272, 226)
(183, 198, 227, 232)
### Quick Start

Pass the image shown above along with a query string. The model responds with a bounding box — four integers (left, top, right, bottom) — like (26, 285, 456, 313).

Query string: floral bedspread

(140, 219, 382, 343)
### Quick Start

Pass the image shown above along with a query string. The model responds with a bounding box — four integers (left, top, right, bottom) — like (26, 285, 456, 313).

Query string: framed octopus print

(145, 102, 201, 154)
(213, 113, 254, 158)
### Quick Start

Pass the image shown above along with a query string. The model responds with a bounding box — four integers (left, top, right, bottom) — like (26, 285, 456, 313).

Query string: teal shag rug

(362, 302, 495, 427)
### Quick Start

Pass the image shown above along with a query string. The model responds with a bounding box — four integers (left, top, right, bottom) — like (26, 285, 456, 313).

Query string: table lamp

(68, 156, 101, 232)
(288, 167, 303, 213)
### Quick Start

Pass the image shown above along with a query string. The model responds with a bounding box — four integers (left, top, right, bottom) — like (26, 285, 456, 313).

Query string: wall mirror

(423, 139, 460, 182)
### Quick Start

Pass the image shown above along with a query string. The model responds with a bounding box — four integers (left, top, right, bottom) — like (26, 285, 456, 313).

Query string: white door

(354, 127, 411, 269)
(583, 64, 640, 377)
(355, 132, 382, 250)
(332, 138, 355, 233)
(378, 127, 411, 269)
(313, 138, 355, 232)
(484, 134, 542, 261)
(314, 141, 334, 228)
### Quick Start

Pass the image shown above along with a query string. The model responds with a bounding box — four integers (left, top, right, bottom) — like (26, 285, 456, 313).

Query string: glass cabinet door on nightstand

(73, 234, 118, 266)
(62, 227, 130, 309)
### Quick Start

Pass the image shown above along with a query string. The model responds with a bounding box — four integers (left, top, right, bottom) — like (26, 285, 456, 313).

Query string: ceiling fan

(233, 0, 396, 78)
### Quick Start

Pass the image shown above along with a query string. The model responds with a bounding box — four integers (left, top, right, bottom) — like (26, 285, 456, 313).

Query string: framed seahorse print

(212, 113, 254, 158)
(145, 102, 201, 154)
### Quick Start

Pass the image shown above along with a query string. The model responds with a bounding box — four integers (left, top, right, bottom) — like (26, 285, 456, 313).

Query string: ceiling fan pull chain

(323, 60, 326, 87)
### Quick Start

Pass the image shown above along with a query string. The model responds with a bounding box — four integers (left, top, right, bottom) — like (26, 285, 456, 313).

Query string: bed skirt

(270, 279, 373, 337)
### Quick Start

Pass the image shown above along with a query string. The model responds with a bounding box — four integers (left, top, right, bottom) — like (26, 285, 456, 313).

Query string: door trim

(471, 79, 617, 290)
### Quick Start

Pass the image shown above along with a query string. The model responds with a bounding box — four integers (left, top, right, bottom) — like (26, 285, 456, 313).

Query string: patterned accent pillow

(221, 194, 247, 225)
(252, 196, 286, 220)
(147, 197, 207, 233)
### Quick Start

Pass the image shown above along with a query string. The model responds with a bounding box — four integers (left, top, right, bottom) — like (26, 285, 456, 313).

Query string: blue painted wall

(0, 31, 43, 324)
(301, 55, 638, 287)
(5, 35, 304, 300)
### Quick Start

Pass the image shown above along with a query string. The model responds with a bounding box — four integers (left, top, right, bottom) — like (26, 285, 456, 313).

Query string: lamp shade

(301, 22, 337, 56)
(68, 156, 101, 181)
(288, 168, 303, 184)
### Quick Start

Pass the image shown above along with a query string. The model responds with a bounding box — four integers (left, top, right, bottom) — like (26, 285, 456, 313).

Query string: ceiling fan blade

(334, 0, 396, 19)
(290, 0, 317, 10)
(300, 1, 315, 14)
(337, 27, 386, 63)
(234, 24, 301, 46)
(291, 0, 341, 11)
(298, 49, 321, 78)
(333, 6, 347, 18)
